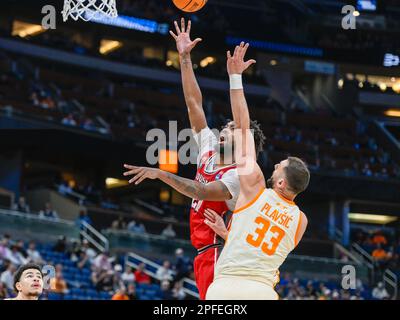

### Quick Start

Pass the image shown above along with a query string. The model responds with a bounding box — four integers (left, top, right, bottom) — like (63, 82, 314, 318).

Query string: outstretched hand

(227, 42, 256, 75)
(170, 18, 202, 57)
(204, 209, 229, 240)
(123, 164, 160, 185)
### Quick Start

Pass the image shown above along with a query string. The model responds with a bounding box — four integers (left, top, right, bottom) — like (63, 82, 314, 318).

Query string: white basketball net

(62, 0, 118, 22)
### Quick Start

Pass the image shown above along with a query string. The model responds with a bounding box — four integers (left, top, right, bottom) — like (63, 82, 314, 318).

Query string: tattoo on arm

(159, 172, 231, 201)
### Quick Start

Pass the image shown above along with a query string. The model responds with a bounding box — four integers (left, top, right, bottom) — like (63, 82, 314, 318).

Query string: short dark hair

(284, 157, 310, 195)
(249, 120, 266, 157)
(13, 263, 43, 291)
(225, 119, 266, 158)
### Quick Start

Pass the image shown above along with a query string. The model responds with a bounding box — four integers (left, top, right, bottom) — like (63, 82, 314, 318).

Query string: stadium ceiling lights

(99, 39, 123, 55)
(348, 213, 398, 225)
(385, 109, 400, 118)
(105, 178, 129, 189)
(12, 21, 46, 38)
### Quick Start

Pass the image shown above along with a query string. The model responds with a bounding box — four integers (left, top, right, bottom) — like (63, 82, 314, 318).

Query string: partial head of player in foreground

(205, 42, 310, 300)
(5, 263, 44, 300)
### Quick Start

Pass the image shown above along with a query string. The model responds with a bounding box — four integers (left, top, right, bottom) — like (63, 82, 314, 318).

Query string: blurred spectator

(112, 287, 129, 300)
(172, 281, 186, 300)
(39, 202, 59, 220)
(29, 92, 40, 107)
(81, 118, 96, 131)
(27, 241, 45, 264)
(112, 264, 125, 291)
(127, 219, 137, 232)
(161, 224, 176, 238)
(50, 272, 69, 294)
(58, 180, 73, 195)
(372, 244, 388, 262)
(8, 245, 29, 266)
(121, 266, 136, 285)
(53, 236, 67, 253)
(0, 237, 12, 262)
(372, 282, 390, 300)
(93, 252, 112, 271)
(0, 282, 9, 299)
(81, 240, 97, 261)
(127, 220, 146, 234)
(61, 114, 77, 126)
(12, 197, 30, 214)
(111, 215, 126, 230)
(134, 263, 151, 284)
(1, 263, 16, 291)
(372, 231, 387, 246)
(134, 223, 147, 234)
(127, 283, 138, 300)
(362, 163, 373, 177)
(76, 210, 92, 227)
(93, 269, 114, 292)
(15, 240, 28, 258)
(156, 260, 174, 282)
(77, 252, 91, 270)
(159, 280, 173, 300)
(174, 248, 191, 283)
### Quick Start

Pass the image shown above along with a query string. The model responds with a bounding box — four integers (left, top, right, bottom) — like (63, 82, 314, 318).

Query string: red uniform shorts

(193, 246, 220, 300)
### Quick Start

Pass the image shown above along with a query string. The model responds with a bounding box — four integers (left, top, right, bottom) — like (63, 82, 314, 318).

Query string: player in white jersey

(205, 42, 310, 300)
(3, 263, 44, 300)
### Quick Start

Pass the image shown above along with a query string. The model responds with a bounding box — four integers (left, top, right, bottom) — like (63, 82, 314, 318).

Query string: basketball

(172, 0, 207, 12)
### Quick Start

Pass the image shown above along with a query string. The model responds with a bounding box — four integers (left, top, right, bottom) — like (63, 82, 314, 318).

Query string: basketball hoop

(62, 0, 118, 22)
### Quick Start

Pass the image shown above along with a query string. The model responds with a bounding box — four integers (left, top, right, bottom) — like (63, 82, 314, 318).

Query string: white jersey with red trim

(214, 188, 302, 287)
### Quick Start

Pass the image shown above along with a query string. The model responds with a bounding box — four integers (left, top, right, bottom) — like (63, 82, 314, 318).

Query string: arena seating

(0, 54, 397, 179)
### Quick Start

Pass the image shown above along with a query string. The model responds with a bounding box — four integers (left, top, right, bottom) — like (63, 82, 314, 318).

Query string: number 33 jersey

(214, 188, 303, 287)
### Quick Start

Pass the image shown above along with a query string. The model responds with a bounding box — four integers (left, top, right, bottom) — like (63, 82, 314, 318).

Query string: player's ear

(277, 178, 285, 189)
(15, 281, 22, 292)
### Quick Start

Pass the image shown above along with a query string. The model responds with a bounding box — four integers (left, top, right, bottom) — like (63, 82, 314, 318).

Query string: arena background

(0, 0, 399, 300)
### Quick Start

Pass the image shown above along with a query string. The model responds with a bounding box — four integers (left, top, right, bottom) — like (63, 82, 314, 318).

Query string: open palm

(170, 18, 202, 56)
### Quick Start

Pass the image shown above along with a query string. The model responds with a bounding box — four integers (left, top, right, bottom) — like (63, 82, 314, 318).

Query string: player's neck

(273, 188, 296, 203)
(15, 293, 39, 300)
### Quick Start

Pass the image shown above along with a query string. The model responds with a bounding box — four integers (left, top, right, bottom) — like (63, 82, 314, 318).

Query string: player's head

(267, 157, 310, 197)
(13, 263, 44, 299)
(218, 120, 266, 158)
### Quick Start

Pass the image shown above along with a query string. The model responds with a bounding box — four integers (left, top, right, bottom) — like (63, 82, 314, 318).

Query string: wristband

(229, 74, 243, 90)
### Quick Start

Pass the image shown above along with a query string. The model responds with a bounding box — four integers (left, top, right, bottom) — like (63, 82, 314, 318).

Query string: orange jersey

(214, 188, 303, 287)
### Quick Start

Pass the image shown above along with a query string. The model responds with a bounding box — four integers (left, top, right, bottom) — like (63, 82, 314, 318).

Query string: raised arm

(170, 18, 207, 133)
(227, 43, 265, 200)
(123, 165, 232, 201)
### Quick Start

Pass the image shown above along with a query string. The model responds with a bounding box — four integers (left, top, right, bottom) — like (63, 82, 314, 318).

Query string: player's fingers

(233, 45, 240, 58)
(123, 164, 136, 169)
(204, 210, 216, 223)
(205, 210, 218, 222)
(190, 38, 202, 49)
(205, 208, 218, 216)
(130, 172, 144, 184)
(169, 30, 178, 40)
(245, 59, 257, 69)
(123, 170, 136, 176)
(174, 21, 181, 34)
(227, 50, 232, 59)
(204, 219, 216, 227)
(181, 17, 186, 33)
(135, 174, 148, 185)
(240, 43, 250, 60)
(123, 167, 142, 176)
(129, 170, 145, 184)
(187, 20, 191, 35)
